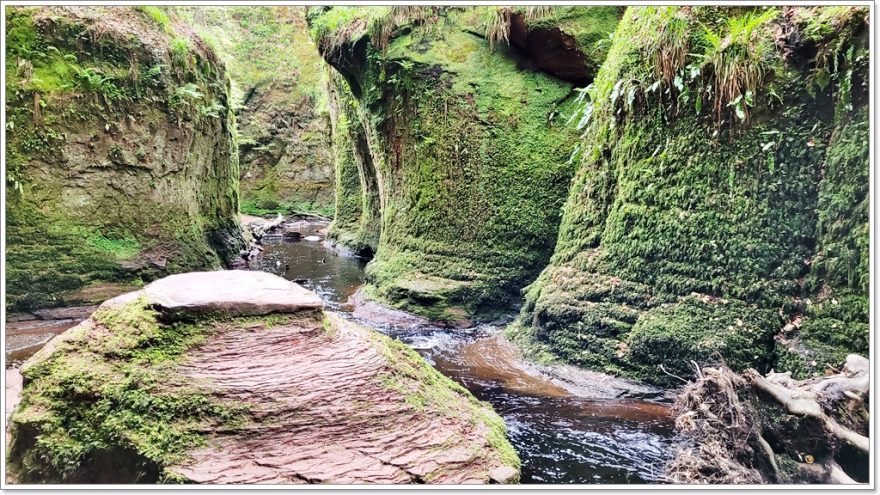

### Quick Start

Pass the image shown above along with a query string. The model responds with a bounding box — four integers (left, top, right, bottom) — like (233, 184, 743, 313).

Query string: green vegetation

(4, 6, 245, 312)
(513, 6, 869, 384)
(7, 297, 262, 482)
(311, 6, 619, 322)
(135, 6, 172, 33)
(178, 7, 334, 217)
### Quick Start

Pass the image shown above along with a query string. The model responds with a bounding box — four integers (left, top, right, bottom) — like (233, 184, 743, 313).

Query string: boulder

(6, 270, 519, 484)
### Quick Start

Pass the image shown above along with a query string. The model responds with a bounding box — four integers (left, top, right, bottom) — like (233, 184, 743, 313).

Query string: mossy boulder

(512, 6, 869, 384)
(310, 7, 620, 323)
(7, 271, 519, 484)
(5, 6, 246, 312)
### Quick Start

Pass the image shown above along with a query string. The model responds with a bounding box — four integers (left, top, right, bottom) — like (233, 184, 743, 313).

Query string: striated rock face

(5, 6, 246, 312)
(178, 7, 335, 217)
(310, 7, 620, 323)
(510, 6, 869, 385)
(6, 271, 519, 484)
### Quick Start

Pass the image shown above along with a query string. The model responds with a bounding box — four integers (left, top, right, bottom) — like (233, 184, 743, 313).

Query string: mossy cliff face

(311, 7, 620, 323)
(5, 6, 246, 312)
(7, 271, 519, 484)
(177, 7, 335, 218)
(325, 69, 381, 257)
(510, 6, 869, 385)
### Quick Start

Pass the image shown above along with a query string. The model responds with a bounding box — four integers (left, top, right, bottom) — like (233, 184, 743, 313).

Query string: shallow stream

(5, 219, 677, 484)
(248, 221, 677, 484)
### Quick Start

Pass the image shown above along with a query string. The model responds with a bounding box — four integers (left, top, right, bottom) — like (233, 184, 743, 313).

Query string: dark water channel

(249, 221, 677, 484)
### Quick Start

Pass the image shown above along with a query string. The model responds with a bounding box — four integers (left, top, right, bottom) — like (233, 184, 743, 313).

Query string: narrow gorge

(4, 5, 871, 486)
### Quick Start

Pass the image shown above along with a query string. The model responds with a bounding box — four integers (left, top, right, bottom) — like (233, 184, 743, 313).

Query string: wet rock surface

(6, 271, 518, 484)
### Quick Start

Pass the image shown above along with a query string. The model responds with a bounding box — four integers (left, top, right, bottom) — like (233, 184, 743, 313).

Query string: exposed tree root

(667, 355, 869, 484)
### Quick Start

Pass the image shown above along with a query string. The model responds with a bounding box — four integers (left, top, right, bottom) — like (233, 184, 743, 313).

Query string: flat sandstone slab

(144, 270, 323, 316)
(170, 313, 516, 484)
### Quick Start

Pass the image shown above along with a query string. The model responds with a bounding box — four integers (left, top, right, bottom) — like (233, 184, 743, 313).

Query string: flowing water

(249, 221, 678, 484)
(5, 219, 677, 483)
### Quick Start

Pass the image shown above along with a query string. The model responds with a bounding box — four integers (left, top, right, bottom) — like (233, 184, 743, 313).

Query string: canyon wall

(178, 7, 335, 217)
(510, 6, 869, 384)
(311, 6, 620, 323)
(5, 6, 246, 311)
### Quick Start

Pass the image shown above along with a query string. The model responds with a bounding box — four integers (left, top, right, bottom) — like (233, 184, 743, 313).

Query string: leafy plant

(135, 6, 172, 33)
(73, 66, 124, 100)
(698, 8, 779, 124)
(169, 37, 191, 68)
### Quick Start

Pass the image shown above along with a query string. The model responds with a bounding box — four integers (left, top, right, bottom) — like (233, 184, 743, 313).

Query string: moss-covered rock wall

(177, 7, 335, 218)
(311, 6, 620, 323)
(510, 6, 869, 385)
(5, 6, 247, 311)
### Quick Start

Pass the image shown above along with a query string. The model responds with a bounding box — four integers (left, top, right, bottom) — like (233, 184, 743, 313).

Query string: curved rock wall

(311, 7, 620, 323)
(510, 6, 869, 384)
(177, 7, 335, 217)
(5, 6, 246, 311)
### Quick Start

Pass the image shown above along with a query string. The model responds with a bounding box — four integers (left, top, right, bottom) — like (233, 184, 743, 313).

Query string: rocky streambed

(246, 219, 678, 483)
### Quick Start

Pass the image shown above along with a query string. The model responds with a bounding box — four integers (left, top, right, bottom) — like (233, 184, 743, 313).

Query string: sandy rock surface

(7, 271, 517, 484)
(143, 270, 323, 317)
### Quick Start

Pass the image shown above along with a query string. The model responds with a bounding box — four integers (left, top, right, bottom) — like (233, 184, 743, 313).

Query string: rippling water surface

(254, 223, 677, 484)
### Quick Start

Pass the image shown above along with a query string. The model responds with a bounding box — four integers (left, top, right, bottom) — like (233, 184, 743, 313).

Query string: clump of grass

(483, 7, 511, 52)
(699, 8, 779, 124)
(169, 36, 191, 68)
(135, 6, 172, 34)
(644, 7, 689, 86)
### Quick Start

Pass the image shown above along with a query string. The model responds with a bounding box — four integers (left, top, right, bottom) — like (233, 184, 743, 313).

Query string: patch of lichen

(5, 6, 246, 312)
(366, 318, 520, 474)
(6, 297, 305, 482)
(513, 6, 869, 384)
(314, 8, 600, 323)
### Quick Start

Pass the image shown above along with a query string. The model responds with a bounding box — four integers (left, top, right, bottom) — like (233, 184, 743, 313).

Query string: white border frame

(0, 1, 874, 491)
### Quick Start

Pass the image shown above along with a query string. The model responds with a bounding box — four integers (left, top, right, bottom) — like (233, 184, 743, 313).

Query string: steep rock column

(176, 7, 336, 217)
(325, 70, 381, 256)
(510, 6, 869, 385)
(5, 6, 246, 311)
(311, 6, 619, 323)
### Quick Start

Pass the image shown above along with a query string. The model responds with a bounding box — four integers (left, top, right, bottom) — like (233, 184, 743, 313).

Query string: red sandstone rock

(143, 270, 323, 317)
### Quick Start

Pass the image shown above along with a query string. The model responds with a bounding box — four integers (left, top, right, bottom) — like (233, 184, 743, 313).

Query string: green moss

(513, 6, 869, 383)
(7, 297, 263, 483)
(626, 297, 778, 385)
(5, 6, 245, 312)
(368, 326, 520, 472)
(315, 7, 614, 322)
(135, 6, 172, 34)
(86, 233, 141, 260)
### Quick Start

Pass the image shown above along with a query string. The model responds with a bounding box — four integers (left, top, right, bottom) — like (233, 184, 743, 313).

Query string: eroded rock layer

(5, 6, 246, 312)
(6, 271, 519, 484)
